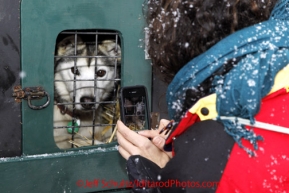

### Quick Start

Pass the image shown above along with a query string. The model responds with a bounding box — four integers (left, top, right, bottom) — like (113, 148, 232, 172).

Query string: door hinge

(12, 85, 50, 110)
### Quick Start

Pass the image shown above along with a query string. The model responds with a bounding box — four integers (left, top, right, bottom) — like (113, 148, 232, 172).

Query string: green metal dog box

(0, 0, 166, 192)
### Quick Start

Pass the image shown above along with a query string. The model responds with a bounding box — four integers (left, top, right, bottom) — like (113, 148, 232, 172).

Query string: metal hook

(13, 86, 50, 110)
(27, 91, 50, 110)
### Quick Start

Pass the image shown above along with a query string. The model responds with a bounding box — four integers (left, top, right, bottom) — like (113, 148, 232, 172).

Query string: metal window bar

(54, 30, 121, 149)
(92, 32, 98, 146)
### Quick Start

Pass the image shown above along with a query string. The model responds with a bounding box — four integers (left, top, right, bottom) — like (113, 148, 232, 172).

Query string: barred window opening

(53, 30, 121, 149)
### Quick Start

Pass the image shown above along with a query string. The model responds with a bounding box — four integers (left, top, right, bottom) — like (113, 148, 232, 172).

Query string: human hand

(117, 120, 170, 168)
(137, 119, 173, 158)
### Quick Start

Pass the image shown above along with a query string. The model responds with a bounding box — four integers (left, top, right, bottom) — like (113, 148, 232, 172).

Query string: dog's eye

(71, 67, 80, 76)
(96, 70, 106, 77)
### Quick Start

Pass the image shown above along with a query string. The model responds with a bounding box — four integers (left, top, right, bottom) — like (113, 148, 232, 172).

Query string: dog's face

(55, 36, 121, 114)
(135, 101, 145, 116)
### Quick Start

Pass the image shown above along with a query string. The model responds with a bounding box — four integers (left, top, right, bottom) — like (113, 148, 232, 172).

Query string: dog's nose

(80, 96, 95, 109)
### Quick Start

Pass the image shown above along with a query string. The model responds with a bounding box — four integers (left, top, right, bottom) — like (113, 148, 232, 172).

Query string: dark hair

(146, 0, 278, 116)
(146, 0, 277, 83)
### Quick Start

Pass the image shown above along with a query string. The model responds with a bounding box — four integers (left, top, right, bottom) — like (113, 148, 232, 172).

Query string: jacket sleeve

(159, 120, 235, 193)
(126, 155, 162, 193)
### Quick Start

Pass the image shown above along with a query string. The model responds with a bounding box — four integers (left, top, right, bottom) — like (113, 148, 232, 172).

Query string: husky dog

(135, 101, 145, 116)
(123, 97, 146, 131)
(54, 35, 121, 149)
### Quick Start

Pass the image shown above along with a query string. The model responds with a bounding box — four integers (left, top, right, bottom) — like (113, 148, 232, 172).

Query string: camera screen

(122, 95, 149, 130)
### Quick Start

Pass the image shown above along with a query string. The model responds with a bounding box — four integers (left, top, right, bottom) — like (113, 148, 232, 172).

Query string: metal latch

(12, 86, 50, 110)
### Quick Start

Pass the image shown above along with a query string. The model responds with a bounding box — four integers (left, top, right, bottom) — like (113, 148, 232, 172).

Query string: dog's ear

(98, 40, 121, 64)
(56, 35, 86, 59)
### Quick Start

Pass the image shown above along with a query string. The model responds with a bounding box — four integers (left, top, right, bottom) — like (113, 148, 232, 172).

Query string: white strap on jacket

(219, 116, 289, 135)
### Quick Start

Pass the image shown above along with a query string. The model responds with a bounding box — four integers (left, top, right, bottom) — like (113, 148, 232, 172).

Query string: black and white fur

(54, 35, 121, 149)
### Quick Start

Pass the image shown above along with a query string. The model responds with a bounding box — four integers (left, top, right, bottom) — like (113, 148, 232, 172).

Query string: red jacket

(164, 62, 289, 192)
(217, 87, 289, 192)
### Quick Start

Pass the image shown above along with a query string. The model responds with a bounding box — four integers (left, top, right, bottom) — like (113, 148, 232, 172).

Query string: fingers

(117, 120, 147, 146)
(158, 119, 171, 131)
(137, 119, 171, 150)
(117, 119, 173, 164)
(116, 128, 139, 156)
(138, 130, 167, 151)
(117, 120, 172, 167)
(137, 129, 159, 138)
(117, 120, 151, 156)
(118, 145, 131, 160)
(138, 119, 171, 138)
(158, 119, 174, 138)
(152, 136, 166, 150)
